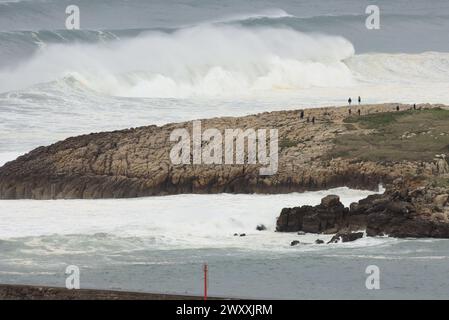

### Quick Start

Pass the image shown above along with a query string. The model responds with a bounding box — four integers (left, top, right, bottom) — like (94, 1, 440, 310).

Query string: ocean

(1, 0, 449, 299)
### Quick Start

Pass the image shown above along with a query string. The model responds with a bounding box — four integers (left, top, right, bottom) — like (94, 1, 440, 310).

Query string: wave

(0, 188, 379, 250)
(203, 8, 294, 24)
(2, 22, 449, 100)
(348, 52, 449, 84)
(0, 25, 356, 97)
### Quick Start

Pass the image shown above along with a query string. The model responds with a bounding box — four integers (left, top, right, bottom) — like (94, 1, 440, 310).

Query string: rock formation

(277, 179, 449, 239)
(276, 195, 349, 233)
(0, 103, 448, 203)
(2, 103, 449, 241)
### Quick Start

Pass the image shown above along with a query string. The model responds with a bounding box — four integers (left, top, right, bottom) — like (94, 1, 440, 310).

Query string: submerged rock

(315, 239, 324, 244)
(290, 240, 300, 246)
(327, 232, 364, 244)
(256, 224, 267, 231)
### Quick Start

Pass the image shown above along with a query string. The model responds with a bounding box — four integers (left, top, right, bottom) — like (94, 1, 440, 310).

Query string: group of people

(347, 96, 362, 116)
(348, 96, 362, 106)
(299, 96, 363, 124)
(299, 97, 419, 124)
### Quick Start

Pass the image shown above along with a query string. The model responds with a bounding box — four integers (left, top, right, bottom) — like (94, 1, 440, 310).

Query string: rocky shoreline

(1, 103, 449, 238)
(277, 179, 449, 239)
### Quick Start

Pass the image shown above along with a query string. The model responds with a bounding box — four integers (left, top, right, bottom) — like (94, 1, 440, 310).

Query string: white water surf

(0, 188, 383, 250)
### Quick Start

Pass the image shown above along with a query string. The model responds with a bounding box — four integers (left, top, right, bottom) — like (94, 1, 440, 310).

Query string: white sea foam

(2, 24, 449, 104)
(0, 187, 382, 250)
(0, 25, 355, 96)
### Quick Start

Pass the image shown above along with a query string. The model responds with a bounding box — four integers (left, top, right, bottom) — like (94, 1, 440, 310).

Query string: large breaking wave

(2, 23, 449, 99)
(0, 25, 356, 97)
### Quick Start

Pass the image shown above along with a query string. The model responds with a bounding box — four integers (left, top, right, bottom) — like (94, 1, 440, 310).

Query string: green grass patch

(329, 108, 449, 162)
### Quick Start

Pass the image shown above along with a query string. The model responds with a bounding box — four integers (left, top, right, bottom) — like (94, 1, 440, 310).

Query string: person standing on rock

(358, 109, 361, 116)
(358, 96, 361, 105)
(349, 109, 352, 115)
(348, 97, 352, 106)
(312, 116, 315, 124)
(300, 110, 304, 120)
(396, 105, 400, 111)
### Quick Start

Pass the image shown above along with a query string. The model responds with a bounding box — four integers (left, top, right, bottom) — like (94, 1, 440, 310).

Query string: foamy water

(0, 188, 380, 249)
(4, 187, 449, 299)
(1, 189, 449, 299)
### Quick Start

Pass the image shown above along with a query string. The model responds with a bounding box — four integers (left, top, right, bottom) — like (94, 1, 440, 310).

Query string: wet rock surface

(327, 232, 364, 244)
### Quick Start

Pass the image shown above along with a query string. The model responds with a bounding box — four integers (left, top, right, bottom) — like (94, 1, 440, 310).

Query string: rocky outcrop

(365, 181, 449, 238)
(0, 103, 442, 199)
(277, 180, 449, 239)
(276, 195, 349, 233)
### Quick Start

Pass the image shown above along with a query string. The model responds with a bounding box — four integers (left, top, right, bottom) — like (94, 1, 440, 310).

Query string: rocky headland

(1, 103, 449, 238)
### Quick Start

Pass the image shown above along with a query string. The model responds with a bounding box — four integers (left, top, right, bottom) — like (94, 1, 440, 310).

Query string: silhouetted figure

(312, 116, 315, 124)
(413, 104, 416, 110)
(306, 116, 310, 123)
(396, 105, 400, 111)
(300, 110, 304, 119)
(349, 109, 352, 115)
(348, 97, 352, 105)
(358, 96, 361, 105)
(358, 109, 361, 116)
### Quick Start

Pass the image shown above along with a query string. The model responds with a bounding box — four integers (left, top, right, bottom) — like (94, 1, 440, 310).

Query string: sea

(1, 0, 449, 299)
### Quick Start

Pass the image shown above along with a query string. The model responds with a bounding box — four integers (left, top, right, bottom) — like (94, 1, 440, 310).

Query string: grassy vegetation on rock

(329, 108, 449, 162)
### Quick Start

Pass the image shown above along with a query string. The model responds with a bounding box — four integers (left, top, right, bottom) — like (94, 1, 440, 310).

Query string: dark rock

(233, 233, 238, 236)
(290, 240, 300, 246)
(315, 239, 324, 244)
(276, 195, 348, 234)
(321, 195, 340, 207)
(277, 182, 449, 239)
(239, 233, 246, 237)
(297, 231, 306, 235)
(256, 224, 267, 231)
(327, 232, 364, 244)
